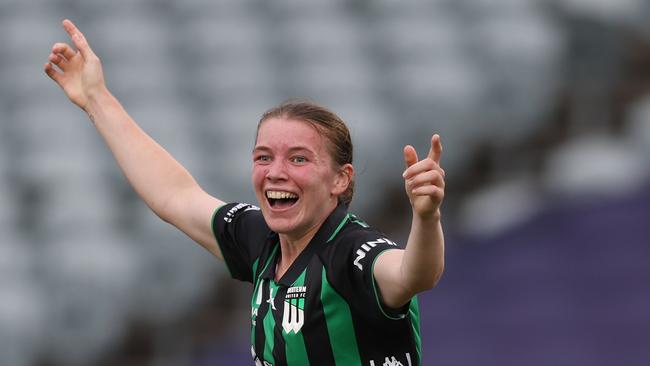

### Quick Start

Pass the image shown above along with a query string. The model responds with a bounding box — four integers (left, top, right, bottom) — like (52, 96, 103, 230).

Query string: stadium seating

(2, 0, 649, 364)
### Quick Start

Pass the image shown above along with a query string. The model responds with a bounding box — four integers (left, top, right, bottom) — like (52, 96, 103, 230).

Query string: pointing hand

(44, 19, 106, 111)
(402, 134, 445, 219)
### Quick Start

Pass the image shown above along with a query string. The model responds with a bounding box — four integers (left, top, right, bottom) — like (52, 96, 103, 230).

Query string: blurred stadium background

(1, 0, 650, 365)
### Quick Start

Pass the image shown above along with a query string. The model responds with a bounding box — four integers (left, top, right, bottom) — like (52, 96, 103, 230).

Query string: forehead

(255, 117, 326, 152)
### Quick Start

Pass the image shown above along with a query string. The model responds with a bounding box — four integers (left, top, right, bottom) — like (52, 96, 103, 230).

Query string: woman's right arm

(44, 19, 225, 258)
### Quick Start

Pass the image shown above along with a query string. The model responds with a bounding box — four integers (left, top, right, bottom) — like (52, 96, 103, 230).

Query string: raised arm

(373, 134, 445, 308)
(44, 19, 225, 258)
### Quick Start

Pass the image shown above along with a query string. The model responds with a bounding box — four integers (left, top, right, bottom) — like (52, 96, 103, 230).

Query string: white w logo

(382, 357, 403, 366)
(282, 300, 304, 334)
(369, 353, 412, 366)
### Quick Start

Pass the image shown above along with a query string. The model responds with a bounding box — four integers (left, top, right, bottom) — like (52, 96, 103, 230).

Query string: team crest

(282, 286, 306, 334)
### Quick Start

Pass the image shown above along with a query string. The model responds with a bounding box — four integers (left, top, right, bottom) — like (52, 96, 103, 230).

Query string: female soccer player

(45, 19, 445, 366)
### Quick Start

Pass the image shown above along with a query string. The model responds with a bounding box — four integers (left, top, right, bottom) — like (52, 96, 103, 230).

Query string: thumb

(403, 145, 418, 169)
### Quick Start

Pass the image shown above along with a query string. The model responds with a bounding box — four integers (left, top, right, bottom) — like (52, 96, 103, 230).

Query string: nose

(265, 159, 288, 181)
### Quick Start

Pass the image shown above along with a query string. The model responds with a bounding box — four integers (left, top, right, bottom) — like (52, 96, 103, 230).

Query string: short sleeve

(324, 228, 408, 322)
(212, 202, 270, 283)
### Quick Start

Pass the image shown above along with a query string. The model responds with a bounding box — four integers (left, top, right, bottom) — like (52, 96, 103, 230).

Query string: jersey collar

(261, 203, 350, 286)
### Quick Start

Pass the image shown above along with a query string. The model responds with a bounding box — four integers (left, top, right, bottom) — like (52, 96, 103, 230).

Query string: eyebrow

(252, 145, 316, 155)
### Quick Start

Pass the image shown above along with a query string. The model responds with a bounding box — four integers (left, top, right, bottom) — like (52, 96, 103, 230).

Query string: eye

(254, 155, 271, 163)
(290, 156, 307, 164)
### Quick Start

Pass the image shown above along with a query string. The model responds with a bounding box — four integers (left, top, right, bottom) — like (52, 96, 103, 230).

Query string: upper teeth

(267, 191, 298, 199)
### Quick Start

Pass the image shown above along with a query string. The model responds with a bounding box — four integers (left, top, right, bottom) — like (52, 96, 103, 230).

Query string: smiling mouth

(266, 190, 299, 209)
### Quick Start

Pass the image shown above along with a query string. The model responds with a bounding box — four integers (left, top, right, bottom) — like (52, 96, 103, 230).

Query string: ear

(331, 163, 354, 196)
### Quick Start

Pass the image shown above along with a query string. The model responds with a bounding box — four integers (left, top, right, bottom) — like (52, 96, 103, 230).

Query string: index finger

(62, 19, 94, 60)
(62, 19, 81, 39)
(427, 134, 442, 164)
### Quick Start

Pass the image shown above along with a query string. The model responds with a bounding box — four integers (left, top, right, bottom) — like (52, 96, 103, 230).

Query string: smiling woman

(251, 111, 354, 247)
(257, 101, 355, 207)
(45, 19, 445, 366)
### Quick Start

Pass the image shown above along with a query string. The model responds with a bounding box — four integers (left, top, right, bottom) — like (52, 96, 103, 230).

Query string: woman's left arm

(374, 134, 445, 309)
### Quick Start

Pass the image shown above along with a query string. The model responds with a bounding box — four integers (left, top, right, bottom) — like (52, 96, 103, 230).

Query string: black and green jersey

(213, 202, 422, 366)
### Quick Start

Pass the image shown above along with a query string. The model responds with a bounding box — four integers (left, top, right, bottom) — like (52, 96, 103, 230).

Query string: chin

(265, 217, 303, 236)
(259, 206, 297, 234)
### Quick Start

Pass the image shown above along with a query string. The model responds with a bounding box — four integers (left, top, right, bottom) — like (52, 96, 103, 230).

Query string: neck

(275, 203, 337, 280)
(279, 224, 319, 260)
(275, 222, 320, 280)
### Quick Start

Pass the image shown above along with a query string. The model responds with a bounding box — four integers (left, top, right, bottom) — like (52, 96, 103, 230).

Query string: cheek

(302, 168, 336, 193)
(293, 167, 320, 185)
(251, 166, 265, 190)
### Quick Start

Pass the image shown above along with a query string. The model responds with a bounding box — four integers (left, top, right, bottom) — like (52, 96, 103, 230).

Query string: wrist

(83, 86, 112, 115)
(413, 207, 441, 223)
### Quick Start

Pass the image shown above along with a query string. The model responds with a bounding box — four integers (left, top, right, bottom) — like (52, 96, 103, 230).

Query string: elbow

(385, 262, 444, 308)
(431, 262, 445, 288)
(151, 192, 178, 225)
(153, 183, 198, 225)
(155, 208, 173, 224)
(432, 262, 445, 287)
(155, 194, 182, 225)
(414, 263, 444, 293)
(429, 268, 444, 289)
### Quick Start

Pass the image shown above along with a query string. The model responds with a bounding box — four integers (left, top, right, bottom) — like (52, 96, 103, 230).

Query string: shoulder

(212, 202, 270, 251)
(218, 202, 263, 223)
(338, 214, 398, 247)
(323, 214, 400, 271)
(212, 202, 272, 283)
(214, 202, 267, 230)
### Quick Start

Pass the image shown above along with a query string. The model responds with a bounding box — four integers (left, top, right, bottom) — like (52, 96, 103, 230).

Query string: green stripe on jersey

(327, 213, 350, 242)
(262, 280, 279, 364)
(252, 257, 260, 280)
(284, 271, 309, 366)
(320, 268, 362, 365)
(410, 296, 422, 364)
(250, 278, 264, 347)
(252, 246, 278, 349)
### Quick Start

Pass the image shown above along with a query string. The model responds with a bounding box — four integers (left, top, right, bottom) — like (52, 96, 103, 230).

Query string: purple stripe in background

(197, 185, 650, 366)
